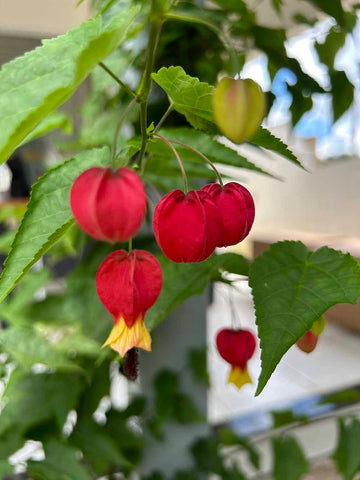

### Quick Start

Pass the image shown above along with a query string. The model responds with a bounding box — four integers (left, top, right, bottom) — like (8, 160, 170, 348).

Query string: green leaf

(331, 70, 354, 122)
(28, 440, 93, 480)
(188, 348, 210, 386)
(250, 127, 303, 168)
(272, 436, 309, 480)
(191, 437, 223, 475)
(306, 0, 345, 27)
(146, 253, 249, 331)
(21, 111, 73, 146)
(0, 326, 79, 370)
(0, 7, 140, 164)
(271, 0, 282, 12)
(217, 429, 260, 469)
(288, 87, 313, 127)
(0, 146, 110, 303)
(249, 241, 360, 395)
(315, 27, 347, 71)
(0, 460, 12, 477)
(0, 369, 85, 435)
(333, 418, 360, 480)
(156, 128, 273, 176)
(152, 66, 216, 134)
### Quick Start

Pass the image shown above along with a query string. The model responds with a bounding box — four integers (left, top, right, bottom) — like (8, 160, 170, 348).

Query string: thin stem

(99, 62, 136, 98)
(167, 138, 224, 186)
(128, 237, 133, 253)
(111, 96, 138, 164)
(154, 134, 188, 193)
(138, 102, 148, 168)
(153, 104, 174, 134)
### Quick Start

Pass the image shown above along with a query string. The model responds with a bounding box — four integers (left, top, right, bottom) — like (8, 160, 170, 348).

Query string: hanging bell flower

(70, 167, 147, 243)
(212, 77, 266, 144)
(96, 249, 163, 357)
(201, 182, 255, 247)
(296, 316, 326, 354)
(216, 328, 256, 389)
(153, 189, 221, 263)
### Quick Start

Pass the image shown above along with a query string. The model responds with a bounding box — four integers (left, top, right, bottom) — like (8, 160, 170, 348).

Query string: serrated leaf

(331, 70, 354, 122)
(146, 253, 249, 331)
(333, 418, 360, 480)
(152, 66, 216, 134)
(250, 127, 303, 168)
(0, 326, 79, 370)
(156, 128, 272, 176)
(28, 440, 93, 480)
(0, 7, 140, 164)
(0, 369, 85, 435)
(272, 436, 309, 480)
(21, 111, 73, 146)
(249, 241, 360, 395)
(0, 146, 110, 303)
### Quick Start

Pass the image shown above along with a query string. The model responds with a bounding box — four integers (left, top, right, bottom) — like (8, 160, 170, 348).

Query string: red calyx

(216, 328, 256, 369)
(153, 189, 221, 263)
(201, 182, 255, 247)
(96, 249, 163, 328)
(70, 167, 146, 243)
(296, 330, 318, 354)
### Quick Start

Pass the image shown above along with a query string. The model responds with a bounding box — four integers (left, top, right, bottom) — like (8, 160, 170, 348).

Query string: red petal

(216, 328, 256, 369)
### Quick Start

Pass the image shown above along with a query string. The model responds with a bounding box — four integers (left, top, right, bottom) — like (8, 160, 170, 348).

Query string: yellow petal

(228, 366, 252, 389)
(102, 316, 152, 357)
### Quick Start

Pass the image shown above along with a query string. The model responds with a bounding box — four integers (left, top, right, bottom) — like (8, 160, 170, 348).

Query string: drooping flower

(96, 249, 162, 357)
(70, 167, 146, 243)
(296, 316, 326, 354)
(153, 189, 221, 263)
(212, 77, 266, 144)
(201, 182, 255, 247)
(216, 328, 256, 389)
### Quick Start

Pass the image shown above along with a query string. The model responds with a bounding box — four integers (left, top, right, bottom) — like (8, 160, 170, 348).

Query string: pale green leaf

(0, 326, 79, 370)
(333, 418, 360, 480)
(249, 241, 360, 395)
(0, 146, 110, 303)
(0, 6, 140, 164)
(152, 66, 216, 133)
(273, 437, 309, 480)
(21, 111, 73, 146)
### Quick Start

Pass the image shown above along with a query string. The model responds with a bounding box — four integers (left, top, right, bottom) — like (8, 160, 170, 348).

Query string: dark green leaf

(217, 428, 260, 469)
(306, 0, 345, 28)
(333, 418, 360, 480)
(272, 436, 309, 480)
(0, 460, 12, 477)
(271, 409, 308, 428)
(315, 28, 346, 71)
(0, 146, 109, 303)
(271, 0, 282, 12)
(0, 7, 140, 164)
(188, 348, 210, 386)
(250, 127, 302, 168)
(249, 241, 360, 395)
(288, 87, 313, 126)
(331, 70, 354, 121)
(28, 440, 93, 480)
(191, 437, 223, 475)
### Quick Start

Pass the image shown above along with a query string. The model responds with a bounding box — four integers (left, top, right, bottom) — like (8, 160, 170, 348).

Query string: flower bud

(201, 182, 255, 247)
(216, 328, 256, 389)
(213, 78, 266, 143)
(70, 167, 146, 243)
(96, 249, 162, 357)
(153, 189, 221, 263)
(296, 316, 325, 354)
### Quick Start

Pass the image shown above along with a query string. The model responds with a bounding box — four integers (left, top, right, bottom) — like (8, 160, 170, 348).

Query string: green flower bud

(311, 315, 326, 336)
(212, 77, 266, 143)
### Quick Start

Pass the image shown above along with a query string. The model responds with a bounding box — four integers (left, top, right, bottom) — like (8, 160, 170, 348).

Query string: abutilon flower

(201, 182, 255, 247)
(296, 316, 326, 354)
(212, 77, 266, 144)
(70, 167, 146, 243)
(153, 189, 221, 263)
(216, 328, 256, 389)
(96, 249, 162, 357)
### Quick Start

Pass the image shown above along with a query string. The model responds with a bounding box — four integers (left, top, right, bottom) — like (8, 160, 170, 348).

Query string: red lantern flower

(96, 249, 162, 357)
(70, 167, 146, 243)
(153, 189, 221, 263)
(216, 328, 256, 389)
(201, 182, 255, 247)
(296, 316, 325, 354)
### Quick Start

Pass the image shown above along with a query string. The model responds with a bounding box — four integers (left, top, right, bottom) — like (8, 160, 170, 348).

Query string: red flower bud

(201, 182, 255, 247)
(153, 189, 221, 263)
(216, 328, 256, 389)
(70, 167, 146, 243)
(296, 331, 319, 354)
(96, 249, 162, 356)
